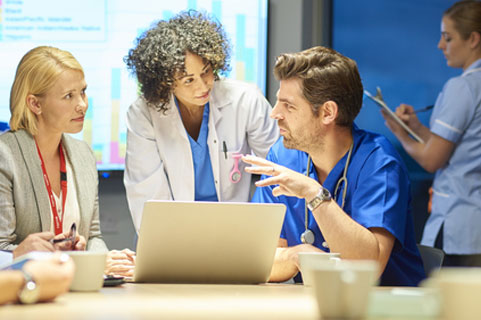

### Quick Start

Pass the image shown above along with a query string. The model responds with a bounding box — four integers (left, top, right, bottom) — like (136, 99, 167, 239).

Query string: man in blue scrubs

(243, 46, 425, 286)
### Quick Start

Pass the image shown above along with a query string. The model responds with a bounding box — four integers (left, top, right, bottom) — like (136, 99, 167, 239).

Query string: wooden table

(0, 283, 440, 319)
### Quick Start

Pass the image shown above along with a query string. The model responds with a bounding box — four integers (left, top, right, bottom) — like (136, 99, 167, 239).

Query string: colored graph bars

(235, 14, 255, 82)
(0, 0, 3, 41)
(110, 68, 125, 164)
(0, 0, 267, 171)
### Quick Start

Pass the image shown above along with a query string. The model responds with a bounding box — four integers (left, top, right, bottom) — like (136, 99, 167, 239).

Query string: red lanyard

(35, 141, 67, 235)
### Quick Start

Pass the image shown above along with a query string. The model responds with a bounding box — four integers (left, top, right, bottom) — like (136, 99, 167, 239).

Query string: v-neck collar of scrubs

(175, 97, 210, 146)
(305, 128, 356, 206)
(175, 97, 218, 201)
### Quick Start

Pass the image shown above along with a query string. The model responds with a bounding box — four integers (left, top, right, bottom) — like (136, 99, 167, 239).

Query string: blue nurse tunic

(176, 99, 218, 202)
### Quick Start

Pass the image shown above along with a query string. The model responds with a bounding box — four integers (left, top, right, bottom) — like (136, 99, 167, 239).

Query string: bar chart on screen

(0, 0, 268, 170)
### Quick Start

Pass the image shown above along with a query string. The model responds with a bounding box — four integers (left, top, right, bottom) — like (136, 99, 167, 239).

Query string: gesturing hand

(242, 155, 320, 200)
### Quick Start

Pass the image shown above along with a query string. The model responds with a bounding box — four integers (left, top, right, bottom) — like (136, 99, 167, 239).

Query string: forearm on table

(0, 271, 24, 305)
(268, 246, 300, 282)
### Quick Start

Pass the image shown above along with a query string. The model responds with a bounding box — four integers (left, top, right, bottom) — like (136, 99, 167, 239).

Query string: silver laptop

(133, 200, 286, 284)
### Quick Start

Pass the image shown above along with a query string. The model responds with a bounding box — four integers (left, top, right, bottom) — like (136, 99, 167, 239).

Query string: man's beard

(281, 128, 324, 152)
(282, 134, 300, 150)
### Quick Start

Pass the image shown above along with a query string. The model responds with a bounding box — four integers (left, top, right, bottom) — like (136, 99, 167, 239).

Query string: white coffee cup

(298, 251, 341, 286)
(66, 251, 107, 291)
(422, 267, 481, 320)
(310, 260, 379, 319)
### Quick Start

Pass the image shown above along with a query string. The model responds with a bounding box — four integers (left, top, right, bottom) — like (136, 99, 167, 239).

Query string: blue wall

(333, 0, 458, 179)
(332, 0, 459, 240)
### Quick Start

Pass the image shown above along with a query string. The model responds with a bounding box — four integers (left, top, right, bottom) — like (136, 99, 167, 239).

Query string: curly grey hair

(125, 10, 231, 112)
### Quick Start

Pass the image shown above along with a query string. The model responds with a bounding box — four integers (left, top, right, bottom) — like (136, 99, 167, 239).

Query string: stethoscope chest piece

(300, 229, 315, 244)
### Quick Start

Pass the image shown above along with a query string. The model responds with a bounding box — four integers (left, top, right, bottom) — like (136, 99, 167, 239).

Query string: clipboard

(364, 88, 425, 144)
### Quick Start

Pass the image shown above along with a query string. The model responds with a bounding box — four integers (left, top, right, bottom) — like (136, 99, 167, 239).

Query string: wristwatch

(18, 269, 39, 304)
(307, 186, 332, 211)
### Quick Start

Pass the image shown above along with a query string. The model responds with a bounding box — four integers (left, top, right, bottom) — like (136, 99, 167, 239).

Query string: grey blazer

(0, 130, 107, 252)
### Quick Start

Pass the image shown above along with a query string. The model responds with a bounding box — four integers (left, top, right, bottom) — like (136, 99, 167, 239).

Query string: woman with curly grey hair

(123, 10, 278, 234)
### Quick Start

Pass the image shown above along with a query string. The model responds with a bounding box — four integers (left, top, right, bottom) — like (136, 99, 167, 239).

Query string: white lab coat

(124, 79, 279, 233)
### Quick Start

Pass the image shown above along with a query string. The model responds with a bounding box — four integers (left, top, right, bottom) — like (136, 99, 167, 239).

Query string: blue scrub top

(176, 99, 218, 202)
(252, 124, 426, 286)
(423, 58, 481, 255)
(0, 122, 9, 133)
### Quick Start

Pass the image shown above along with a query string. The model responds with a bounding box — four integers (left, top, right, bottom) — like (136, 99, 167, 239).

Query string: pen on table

(413, 105, 434, 114)
(223, 141, 228, 160)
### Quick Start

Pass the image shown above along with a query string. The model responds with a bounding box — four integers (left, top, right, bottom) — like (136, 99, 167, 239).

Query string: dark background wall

(331, 0, 458, 241)
(99, 0, 460, 249)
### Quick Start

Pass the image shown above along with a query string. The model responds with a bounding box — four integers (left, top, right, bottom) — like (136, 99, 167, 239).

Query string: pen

(413, 105, 434, 114)
(51, 238, 73, 244)
(223, 141, 228, 160)
(50, 222, 76, 244)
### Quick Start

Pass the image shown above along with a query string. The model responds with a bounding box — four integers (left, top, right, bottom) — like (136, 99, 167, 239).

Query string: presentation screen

(0, 0, 268, 171)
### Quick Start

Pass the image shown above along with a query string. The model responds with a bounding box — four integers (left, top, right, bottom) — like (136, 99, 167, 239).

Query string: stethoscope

(300, 143, 354, 245)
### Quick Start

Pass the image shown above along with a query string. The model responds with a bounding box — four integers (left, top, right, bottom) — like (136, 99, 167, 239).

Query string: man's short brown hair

(274, 46, 363, 127)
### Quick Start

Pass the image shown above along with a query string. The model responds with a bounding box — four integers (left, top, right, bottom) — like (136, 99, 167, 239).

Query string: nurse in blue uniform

(383, 1, 481, 267)
(244, 46, 425, 286)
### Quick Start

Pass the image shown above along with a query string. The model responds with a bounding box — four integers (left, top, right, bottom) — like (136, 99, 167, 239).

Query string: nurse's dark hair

(124, 10, 231, 112)
(274, 46, 363, 127)
(444, 0, 481, 40)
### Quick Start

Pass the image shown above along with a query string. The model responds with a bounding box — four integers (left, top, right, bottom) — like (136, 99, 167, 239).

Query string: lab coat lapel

(210, 80, 231, 125)
(153, 97, 195, 200)
(14, 130, 51, 232)
(208, 104, 221, 200)
(207, 81, 232, 200)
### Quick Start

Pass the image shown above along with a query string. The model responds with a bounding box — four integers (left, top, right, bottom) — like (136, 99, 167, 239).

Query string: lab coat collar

(210, 79, 232, 109)
(210, 79, 232, 125)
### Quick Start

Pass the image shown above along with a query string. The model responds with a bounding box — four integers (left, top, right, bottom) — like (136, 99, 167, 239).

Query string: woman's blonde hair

(9, 46, 84, 135)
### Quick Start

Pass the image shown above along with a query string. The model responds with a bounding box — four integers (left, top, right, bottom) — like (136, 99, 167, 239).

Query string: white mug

(310, 260, 379, 319)
(66, 251, 107, 292)
(423, 267, 481, 320)
(298, 251, 341, 286)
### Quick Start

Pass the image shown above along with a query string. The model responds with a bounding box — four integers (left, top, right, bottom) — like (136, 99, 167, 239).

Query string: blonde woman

(0, 46, 107, 258)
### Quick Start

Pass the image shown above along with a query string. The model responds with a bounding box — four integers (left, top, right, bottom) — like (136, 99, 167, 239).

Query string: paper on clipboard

(364, 88, 425, 144)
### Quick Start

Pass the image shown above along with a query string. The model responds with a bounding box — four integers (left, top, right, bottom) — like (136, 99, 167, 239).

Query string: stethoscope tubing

(303, 143, 354, 243)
